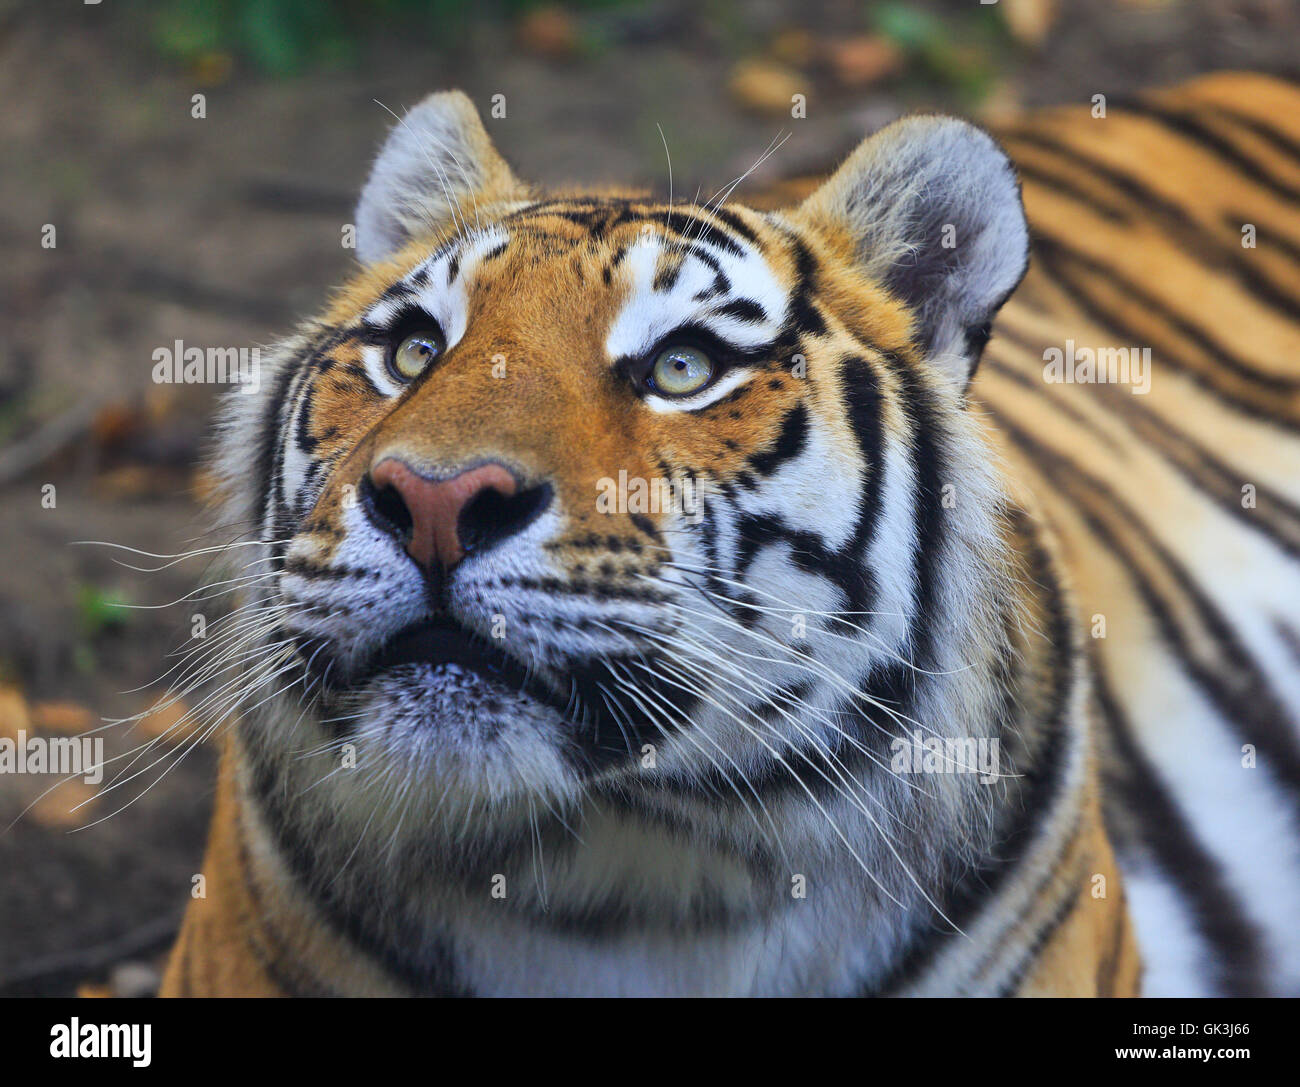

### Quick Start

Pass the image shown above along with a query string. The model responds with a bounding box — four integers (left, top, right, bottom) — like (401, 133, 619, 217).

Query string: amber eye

(650, 344, 714, 396)
(391, 329, 445, 381)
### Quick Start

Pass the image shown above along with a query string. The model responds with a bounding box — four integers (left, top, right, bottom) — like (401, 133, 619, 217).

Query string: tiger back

(985, 72, 1300, 997)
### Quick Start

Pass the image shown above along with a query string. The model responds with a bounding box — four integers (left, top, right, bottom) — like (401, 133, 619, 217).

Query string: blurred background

(1, 0, 1296, 996)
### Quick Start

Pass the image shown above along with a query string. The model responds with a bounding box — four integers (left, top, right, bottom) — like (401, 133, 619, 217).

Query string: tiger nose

(362, 459, 550, 571)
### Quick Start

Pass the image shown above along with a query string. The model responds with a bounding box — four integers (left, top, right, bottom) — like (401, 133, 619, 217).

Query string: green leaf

(76, 585, 130, 637)
(871, 3, 946, 53)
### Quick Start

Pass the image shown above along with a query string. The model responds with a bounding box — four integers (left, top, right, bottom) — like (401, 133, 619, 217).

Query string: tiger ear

(354, 91, 526, 265)
(795, 115, 1028, 384)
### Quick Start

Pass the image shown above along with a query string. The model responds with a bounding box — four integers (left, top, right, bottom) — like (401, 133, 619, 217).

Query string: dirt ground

(1, 0, 1297, 995)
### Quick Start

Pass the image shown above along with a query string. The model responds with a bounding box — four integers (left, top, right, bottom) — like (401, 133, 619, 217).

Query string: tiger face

(216, 93, 1030, 926)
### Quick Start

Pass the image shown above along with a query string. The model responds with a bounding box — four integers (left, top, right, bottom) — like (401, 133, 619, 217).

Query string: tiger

(160, 71, 1300, 997)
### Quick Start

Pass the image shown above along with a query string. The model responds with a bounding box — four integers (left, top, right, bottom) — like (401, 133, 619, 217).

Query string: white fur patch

(605, 233, 788, 370)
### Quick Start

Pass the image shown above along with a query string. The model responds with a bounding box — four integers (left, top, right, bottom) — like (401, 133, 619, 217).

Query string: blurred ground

(1, 0, 1297, 995)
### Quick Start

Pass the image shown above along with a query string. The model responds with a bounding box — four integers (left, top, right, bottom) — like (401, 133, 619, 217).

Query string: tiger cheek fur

(162, 79, 1300, 997)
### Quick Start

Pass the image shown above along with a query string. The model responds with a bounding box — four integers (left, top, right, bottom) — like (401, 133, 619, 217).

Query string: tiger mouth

(333, 616, 549, 702)
(299, 614, 672, 766)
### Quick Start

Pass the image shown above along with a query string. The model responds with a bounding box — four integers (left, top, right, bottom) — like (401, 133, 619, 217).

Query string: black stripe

(1277, 620, 1300, 670)
(1205, 105, 1300, 169)
(282, 555, 381, 582)
(1007, 129, 1300, 322)
(681, 244, 731, 297)
(645, 211, 745, 256)
(712, 297, 767, 324)
(729, 503, 877, 627)
(838, 353, 886, 613)
(990, 409, 1300, 815)
(653, 255, 682, 292)
(782, 230, 828, 336)
(1031, 240, 1300, 432)
(746, 401, 808, 475)
(875, 351, 951, 674)
(1117, 99, 1300, 206)
(1092, 651, 1266, 995)
(710, 206, 762, 246)
(241, 732, 472, 995)
(1004, 153, 1129, 225)
(868, 507, 1077, 995)
(1035, 235, 1300, 393)
(293, 371, 321, 454)
(233, 806, 338, 997)
(993, 869, 1083, 996)
(983, 335, 1300, 560)
(254, 353, 300, 548)
(653, 670, 908, 808)
(547, 204, 637, 239)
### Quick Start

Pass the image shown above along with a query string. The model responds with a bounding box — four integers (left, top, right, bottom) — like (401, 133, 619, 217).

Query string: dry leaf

(517, 5, 578, 59)
(136, 698, 201, 745)
(190, 50, 233, 88)
(31, 701, 95, 735)
(770, 28, 818, 68)
(31, 779, 99, 829)
(143, 382, 182, 423)
(728, 59, 805, 116)
(0, 685, 30, 744)
(1002, 0, 1058, 47)
(978, 80, 1024, 125)
(826, 35, 904, 89)
(90, 401, 141, 451)
(95, 464, 174, 499)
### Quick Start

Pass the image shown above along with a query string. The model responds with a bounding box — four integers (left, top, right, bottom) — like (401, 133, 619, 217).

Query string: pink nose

(368, 459, 518, 570)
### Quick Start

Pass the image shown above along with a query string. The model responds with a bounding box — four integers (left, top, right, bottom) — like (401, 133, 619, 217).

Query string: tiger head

(214, 92, 1030, 907)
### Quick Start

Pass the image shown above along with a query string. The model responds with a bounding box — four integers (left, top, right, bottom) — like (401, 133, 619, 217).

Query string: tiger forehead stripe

(346, 225, 512, 398)
(361, 224, 511, 330)
(604, 225, 789, 363)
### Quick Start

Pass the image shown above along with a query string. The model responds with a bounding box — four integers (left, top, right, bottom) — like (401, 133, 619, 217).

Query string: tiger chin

(158, 80, 1290, 997)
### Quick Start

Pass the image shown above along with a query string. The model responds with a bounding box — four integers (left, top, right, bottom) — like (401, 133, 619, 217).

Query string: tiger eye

(393, 330, 444, 380)
(651, 345, 714, 396)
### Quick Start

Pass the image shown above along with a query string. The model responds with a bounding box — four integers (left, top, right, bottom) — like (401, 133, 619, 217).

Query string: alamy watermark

(596, 470, 702, 523)
(152, 340, 261, 394)
(1042, 339, 1150, 395)
(0, 730, 104, 784)
(890, 729, 1002, 784)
